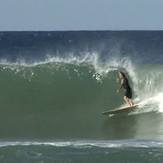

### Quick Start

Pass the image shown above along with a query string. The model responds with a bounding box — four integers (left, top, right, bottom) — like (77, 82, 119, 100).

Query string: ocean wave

(0, 140, 163, 149)
(0, 54, 163, 114)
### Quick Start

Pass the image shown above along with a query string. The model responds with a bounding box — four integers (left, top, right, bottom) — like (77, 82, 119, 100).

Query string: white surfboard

(102, 104, 139, 115)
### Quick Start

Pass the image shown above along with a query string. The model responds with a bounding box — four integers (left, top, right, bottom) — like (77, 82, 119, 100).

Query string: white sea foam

(0, 53, 137, 81)
(132, 67, 163, 114)
(0, 140, 163, 148)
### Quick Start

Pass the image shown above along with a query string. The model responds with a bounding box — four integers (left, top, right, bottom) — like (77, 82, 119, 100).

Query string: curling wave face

(0, 31, 163, 140)
(0, 54, 163, 140)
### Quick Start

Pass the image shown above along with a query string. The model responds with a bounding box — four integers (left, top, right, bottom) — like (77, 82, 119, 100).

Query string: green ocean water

(1, 31, 163, 163)
(0, 63, 118, 139)
(0, 62, 163, 141)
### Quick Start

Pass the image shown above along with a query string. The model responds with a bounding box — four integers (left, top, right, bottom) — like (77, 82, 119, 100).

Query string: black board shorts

(124, 88, 132, 99)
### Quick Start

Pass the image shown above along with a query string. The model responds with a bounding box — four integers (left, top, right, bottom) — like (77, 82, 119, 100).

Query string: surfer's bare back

(117, 71, 134, 107)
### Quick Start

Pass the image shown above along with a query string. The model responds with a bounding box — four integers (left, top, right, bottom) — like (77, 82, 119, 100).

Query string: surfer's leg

(129, 99, 134, 106)
(125, 89, 133, 106)
(124, 96, 130, 106)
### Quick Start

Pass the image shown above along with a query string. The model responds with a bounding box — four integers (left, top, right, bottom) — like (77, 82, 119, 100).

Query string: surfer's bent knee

(124, 96, 127, 100)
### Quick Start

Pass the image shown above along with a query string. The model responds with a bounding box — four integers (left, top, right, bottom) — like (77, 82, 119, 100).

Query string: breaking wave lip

(0, 53, 135, 72)
(0, 53, 137, 80)
(0, 140, 163, 148)
(0, 53, 101, 67)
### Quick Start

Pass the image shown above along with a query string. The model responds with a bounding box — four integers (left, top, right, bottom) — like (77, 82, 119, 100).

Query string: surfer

(117, 71, 134, 107)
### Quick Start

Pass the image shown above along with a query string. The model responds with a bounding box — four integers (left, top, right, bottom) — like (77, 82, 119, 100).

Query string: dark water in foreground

(1, 140, 163, 163)
(0, 31, 163, 162)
